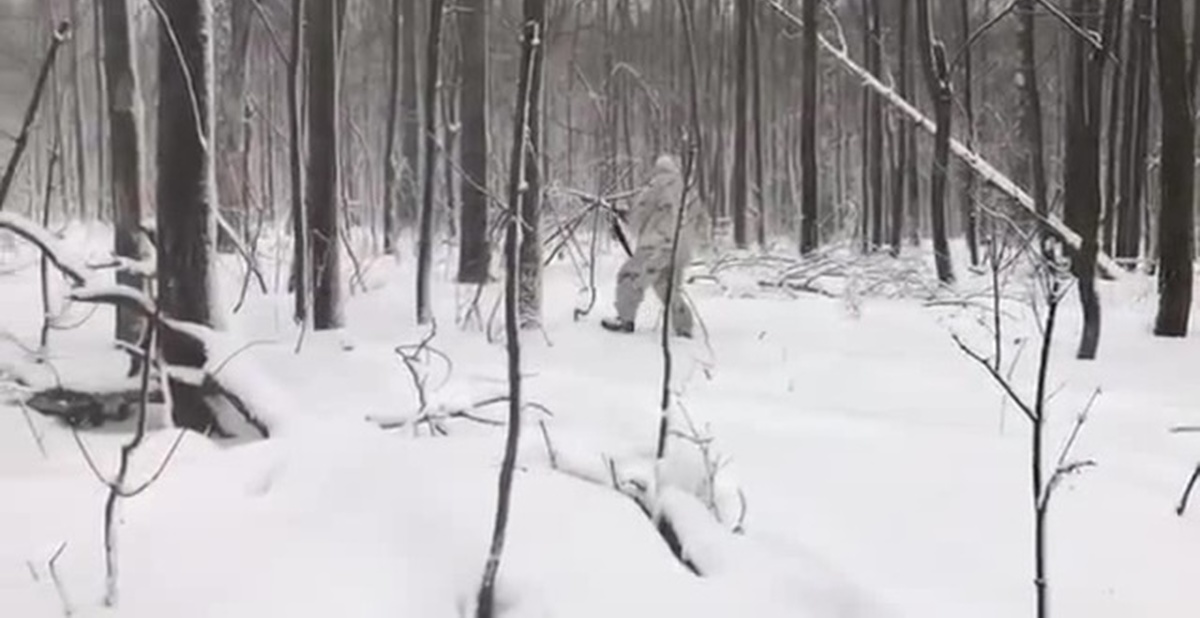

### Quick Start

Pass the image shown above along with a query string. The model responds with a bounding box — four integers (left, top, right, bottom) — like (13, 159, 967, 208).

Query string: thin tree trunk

(415, 0, 445, 325)
(401, 0, 421, 228)
(1015, 0, 1049, 219)
(890, 0, 910, 256)
(306, 0, 343, 330)
(916, 0, 954, 284)
(69, 0, 88, 221)
(959, 0, 979, 266)
(476, 4, 542, 616)
(457, 0, 490, 283)
(100, 0, 147, 345)
(751, 0, 766, 247)
(1118, 0, 1152, 263)
(731, 0, 750, 248)
(867, 0, 884, 250)
(156, 0, 220, 432)
(217, 0, 253, 252)
(383, 0, 401, 254)
(1153, 0, 1194, 336)
(289, 0, 309, 324)
(93, 0, 109, 221)
(517, 0, 547, 329)
(800, 0, 819, 253)
(1101, 0, 1126, 255)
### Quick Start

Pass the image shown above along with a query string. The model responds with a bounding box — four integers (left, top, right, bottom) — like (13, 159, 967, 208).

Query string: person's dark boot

(601, 317, 635, 334)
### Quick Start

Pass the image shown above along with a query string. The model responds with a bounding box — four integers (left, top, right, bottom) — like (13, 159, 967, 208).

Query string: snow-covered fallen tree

(766, 1, 1123, 279)
(0, 212, 285, 438)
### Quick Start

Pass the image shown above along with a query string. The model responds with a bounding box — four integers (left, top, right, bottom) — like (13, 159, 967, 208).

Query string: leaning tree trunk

(915, 0, 954, 284)
(306, 0, 343, 330)
(99, 0, 147, 345)
(1153, 0, 1194, 336)
(799, 0, 819, 254)
(457, 0, 490, 283)
(156, 0, 220, 432)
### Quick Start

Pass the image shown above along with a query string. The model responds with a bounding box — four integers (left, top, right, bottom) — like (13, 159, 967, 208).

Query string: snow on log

(765, 1, 1123, 279)
(0, 212, 286, 438)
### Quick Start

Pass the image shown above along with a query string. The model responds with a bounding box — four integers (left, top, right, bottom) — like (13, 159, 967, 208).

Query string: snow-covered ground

(1, 226, 1198, 617)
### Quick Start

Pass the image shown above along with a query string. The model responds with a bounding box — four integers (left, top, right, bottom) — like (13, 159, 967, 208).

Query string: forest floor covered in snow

(1, 225, 1199, 617)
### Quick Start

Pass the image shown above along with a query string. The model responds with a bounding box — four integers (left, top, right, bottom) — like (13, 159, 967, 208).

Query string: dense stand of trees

(0, 0, 1196, 364)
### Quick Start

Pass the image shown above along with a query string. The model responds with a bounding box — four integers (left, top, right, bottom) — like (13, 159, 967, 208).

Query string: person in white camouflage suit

(601, 154, 698, 338)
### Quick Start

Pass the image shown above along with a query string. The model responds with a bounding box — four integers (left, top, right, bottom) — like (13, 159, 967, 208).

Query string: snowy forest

(1, 0, 1199, 615)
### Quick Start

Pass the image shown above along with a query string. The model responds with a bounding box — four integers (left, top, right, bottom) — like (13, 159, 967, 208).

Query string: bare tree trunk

(1153, 0, 1194, 336)
(100, 0, 147, 345)
(800, 0, 819, 254)
(216, 0, 253, 253)
(915, 0, 954, 284)
(156, 0, 220, 432)
(1064, 0, 1118, 360)
(1117, 0, 1152, 263)
(69, 0, 88, 221)
(889, 0, 910, 256)
(289, 0, 309, 324)
(476, 4, 542, 616)
(751, 0, 766, 247)
(731, 0, 750, 248)
(1015, 0, 1049, 219)
(518, 0, 547, 328)
(415, 0, 445, 325)
(457, 0, 490, 283)
(958, 0, 979, 266)
(93, 0, 109, 221)
(1101, 1, 1126, 255)
(866, 0, 884, 251)
(400, 0, 421, 228)
(382, 0, 401, 254)
(306, 0, 343, 330)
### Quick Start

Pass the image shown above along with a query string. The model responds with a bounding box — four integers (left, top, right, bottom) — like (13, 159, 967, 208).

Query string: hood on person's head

(653, 154, 681, 177)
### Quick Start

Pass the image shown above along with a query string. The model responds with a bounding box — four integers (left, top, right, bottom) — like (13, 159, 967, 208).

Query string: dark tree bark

(383, 0, 402, 254)
(1153, 0, 1195, 336)
(916, 0, 954, 284)
(1015, 0, 1050, 219)
(457, 0, 490, 283)
(517, 0, 547, 328)
(751, 0, 767, 247)
(889, 0, 910, 256)
(1063, 0, 1119, 360)
(289, 0, 308, 324)
(100, 0, 147, 345)
(216, 0, 252, 252)
(415, 0, 445, 325)
(958, 0, 979, 266)
(400, 0, 421, 227)
(866, 0, 884, 250)
(1101, 0, 1126, 255)
(156, 0, 220, 431)
(306, 0, 343, 330)
(1117, 0, 1153, 263)
(731, 0, 750, 248)
(69, 0, 88, 220)
(93, 0, 109, 221)
(476, 3, 542, 616)
(800, 0, 819, 254)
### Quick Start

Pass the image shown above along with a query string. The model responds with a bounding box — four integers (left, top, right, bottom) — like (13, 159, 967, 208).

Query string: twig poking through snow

(1177, 464, 1200, 516)
(48, 541, 72, 617)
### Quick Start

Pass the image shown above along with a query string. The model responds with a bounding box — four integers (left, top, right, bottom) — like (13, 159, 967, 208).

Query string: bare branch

(950, 333, 1037, 423)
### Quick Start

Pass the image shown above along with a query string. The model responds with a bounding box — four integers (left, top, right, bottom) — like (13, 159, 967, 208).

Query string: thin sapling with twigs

(953, 242, 1101, 618)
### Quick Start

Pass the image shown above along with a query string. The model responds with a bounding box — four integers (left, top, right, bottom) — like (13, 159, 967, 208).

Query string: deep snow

(1, 225, 1198, 617)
